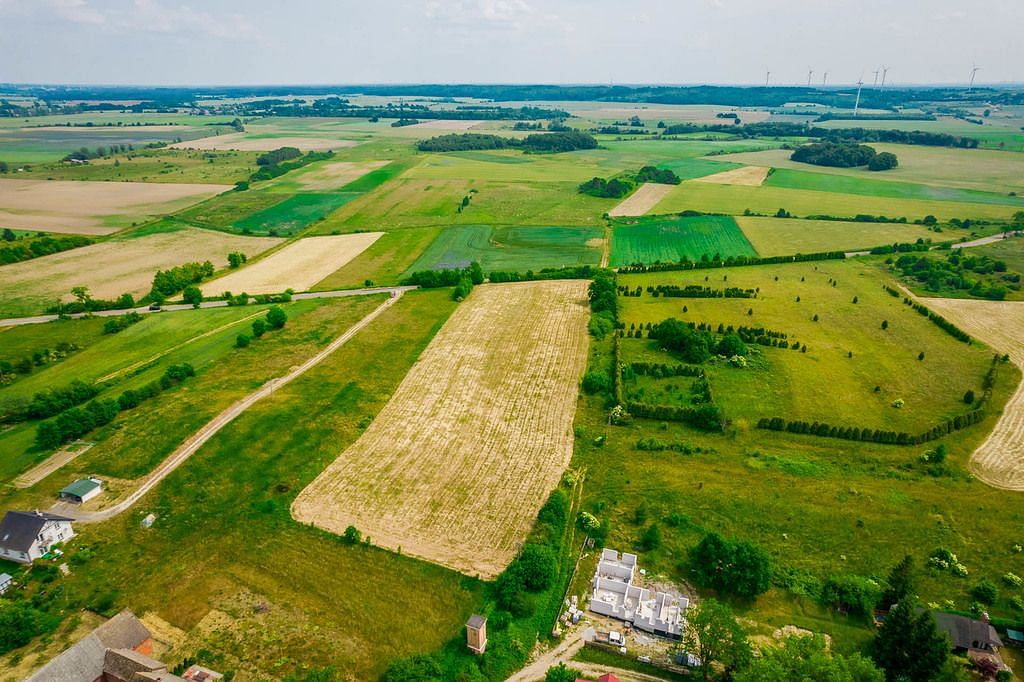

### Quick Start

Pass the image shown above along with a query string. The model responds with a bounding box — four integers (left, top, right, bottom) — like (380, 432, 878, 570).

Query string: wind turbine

(969, 64, 980, 91)
(822, 71, 829, 86)
(807, 68, 814, 87)
(872, 69, 880, 86)
(854, 75, 865, 117)
(881, 66, 889, 87)
(765, 70, 771, 87)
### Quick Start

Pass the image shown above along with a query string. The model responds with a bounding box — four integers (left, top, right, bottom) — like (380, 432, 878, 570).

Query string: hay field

(171, 134, 357, 152)
(0, 229, 281, 317)
(0, 178, 231, 234)
(292, 280, 591, 578)
(693, 165, 770, 186)
(202, 233, 383, 295)
(736, 216, 935, 256)
(608, 183, 674, 217)
(920, 298, 1024, 490)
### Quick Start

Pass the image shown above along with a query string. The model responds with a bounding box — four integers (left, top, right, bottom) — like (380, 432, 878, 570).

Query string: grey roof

(26, 610, 151, 682)
(26, 633, 108, 682)
(93, 609, 152, 649)
(933, 612, 1004, 651)
(103, 648, 166, 681)
(0, 510, 73, 552)
(467, 613, 487, 629)
(0, 573, 11, 582)
(134, 672, 187, 682)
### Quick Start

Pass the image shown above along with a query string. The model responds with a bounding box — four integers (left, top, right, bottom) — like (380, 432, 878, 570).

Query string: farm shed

(60, 477, 103, 504)
(0, 510, 75, 564)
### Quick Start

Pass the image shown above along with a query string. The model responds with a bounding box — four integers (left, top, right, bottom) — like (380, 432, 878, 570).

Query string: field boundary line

(95, 310, 267, 384)
(55, 289, 403, 523)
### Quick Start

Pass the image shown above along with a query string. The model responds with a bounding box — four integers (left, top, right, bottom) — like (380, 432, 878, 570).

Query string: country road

(0, 285, 417, 328)
(55, 290, 404, 523)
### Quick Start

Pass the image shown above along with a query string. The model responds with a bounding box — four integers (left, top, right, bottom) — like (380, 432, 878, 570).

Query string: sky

(0, 0, 1021, 87)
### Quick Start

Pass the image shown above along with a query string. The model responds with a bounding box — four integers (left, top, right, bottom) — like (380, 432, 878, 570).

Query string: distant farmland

(610, 214, 756, 266)
(406, 224, 603, 273)
(292, 280, 591, 578)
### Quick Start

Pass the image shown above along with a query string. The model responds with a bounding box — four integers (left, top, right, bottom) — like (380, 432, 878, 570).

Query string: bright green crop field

(405, 224, 603, 273)
(231, 192, 360, 236)
(610, 215, 756, 266)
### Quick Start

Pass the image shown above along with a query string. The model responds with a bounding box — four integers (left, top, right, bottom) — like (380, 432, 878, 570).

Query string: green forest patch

(610, 215, 757, 266)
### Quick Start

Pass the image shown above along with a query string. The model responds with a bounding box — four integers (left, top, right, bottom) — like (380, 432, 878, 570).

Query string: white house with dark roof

(0, 510, 75, 564)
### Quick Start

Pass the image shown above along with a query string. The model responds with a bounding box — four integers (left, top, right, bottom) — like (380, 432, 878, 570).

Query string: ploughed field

(292, 280, 591, 578)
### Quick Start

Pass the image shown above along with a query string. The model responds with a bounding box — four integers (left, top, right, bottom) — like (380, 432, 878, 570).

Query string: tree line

(416, 131, 597, 154)
(249, 148, 334, 183)
(35, 363, 195, 449)
(617, 249, 847, 273)
(402, 262, 484, 301)
(1, 233, 93, 265)
(791, 141, 898, 171)
(578, 165, 681, 198)
(0, 341, 81, 387)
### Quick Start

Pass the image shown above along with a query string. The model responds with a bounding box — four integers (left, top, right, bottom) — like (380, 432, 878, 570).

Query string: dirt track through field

(201, 233, 383, 295)
(56, 290, 402, 523)
(292, 280, 591, 579)
(291, 160, 388, 190)
(608, 183, 674, 217)
(922, 297, 1024, 489)
(14, 442, 94, 488)
(0, 178, 231, 234)
(693, 165, 770, 186)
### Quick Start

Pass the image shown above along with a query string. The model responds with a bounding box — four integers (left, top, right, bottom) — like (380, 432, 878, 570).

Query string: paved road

(56, 290, 405, 523)
(0, 286, 416, 328)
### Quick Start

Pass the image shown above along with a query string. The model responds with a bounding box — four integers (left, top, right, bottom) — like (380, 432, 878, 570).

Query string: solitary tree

(266, 306, 287, 329)
(880, 555, 916, 608)
(871, 599, 950, 681)
(182, 286, 202, 308)
(684, 599, 752, 682)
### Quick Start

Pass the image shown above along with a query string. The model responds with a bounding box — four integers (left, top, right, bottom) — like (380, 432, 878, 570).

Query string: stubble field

(201, 233, 383, 295)
(607, 183, 674, 217)
(921, 297, 1024, 489)
(0, 228, 282, 317)
(0, 178, 232, 234)
(292, 280, 591, 578)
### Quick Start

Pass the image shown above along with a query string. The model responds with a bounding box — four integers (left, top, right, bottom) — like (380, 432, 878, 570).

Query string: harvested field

(608, 183, 674, 217)
(920, 298, 1024, 490)
(289, 160, 388, 191)
(693, 165, 770, 186)
(170, 134, 357, 152)
(402, 120, 483, 130)
(0, 179, 231, 235)
(292, 280, 591, 578)
(202, 233, 383, 295)
(0, 228, 281, 317)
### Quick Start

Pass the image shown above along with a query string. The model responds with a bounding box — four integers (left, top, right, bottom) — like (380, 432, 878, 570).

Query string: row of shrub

(102, 312, 143, 334)
(234, 306, 288, 348)
(617, 250, 846, 274)
(901, 297, 974, 343)
(757, 406, 989, 446)
(634, 437, 709, 454)
(626, 400, 723, 431)
(35, 363, 195, 448)
(48, 293, 136, 315)
(587, 270, 618, 340)
(150, 261, 215, 300)
(416, 130, 597, 153)
(645, 284, 756, 299)
(0, 234, 93, 264)
(489, 265, 597, 282)
(402, 262, 485, 301)
(628, 362, 704, 378)
(0, 342, 81, 385)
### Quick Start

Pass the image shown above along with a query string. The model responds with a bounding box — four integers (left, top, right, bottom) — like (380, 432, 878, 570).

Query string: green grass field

(230, 192, 360, 236)
(0, 290, 485, 680)
(174, 190, 292, 230)
(610, 215, 756, 266)
(653, 180, 1021, 222)
(712, 145, 1024, 196)
(15, 148, 259, 184)
(766, 168, 1024, 208)
(405, 224, 603, 273)
(736, 216, 938, 256)
(0, 125, 216, 164)
(572, 258, 1024, 648)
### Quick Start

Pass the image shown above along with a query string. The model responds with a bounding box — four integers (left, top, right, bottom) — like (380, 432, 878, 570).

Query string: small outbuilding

(60, 477, 103, 504)
(0, 572, 12, 595)
(466, 614, 487, 655)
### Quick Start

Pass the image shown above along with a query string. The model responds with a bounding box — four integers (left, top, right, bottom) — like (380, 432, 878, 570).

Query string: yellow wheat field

(693, 165, 770, 186)
(608, 183, 674, 217)
(923, 297, 1024, 489)
(201, 233, 383, 295)
(292, 280, 591, 578)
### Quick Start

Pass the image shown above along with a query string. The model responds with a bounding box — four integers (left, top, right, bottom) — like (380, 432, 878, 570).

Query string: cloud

(424, 0, 540, 30)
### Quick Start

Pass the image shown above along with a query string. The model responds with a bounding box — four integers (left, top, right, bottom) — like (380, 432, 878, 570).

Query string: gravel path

(54, 289, 404, 523)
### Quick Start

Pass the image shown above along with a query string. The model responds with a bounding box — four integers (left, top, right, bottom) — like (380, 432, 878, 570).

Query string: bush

(266, 306, 287, 329)
(689, 531, 772, 599)
(971, 578, 998, 605)
(639, 523, 663, 551)
(581, 371, 612, 395)
(235, 334, 251, 348)
(517, 544, 557, 591)
(868, 152, 899, 171)
(251, 319, 267, 338)
(342, 525, 361, 544)
(820, 575, 882, 617)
